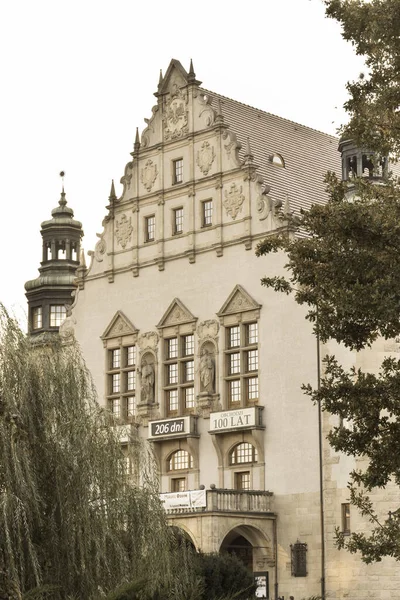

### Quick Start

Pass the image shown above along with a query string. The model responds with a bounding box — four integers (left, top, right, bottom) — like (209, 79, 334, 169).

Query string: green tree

(256, 0, 400, 563)
(195, 552, 256, 600)
(325, 0, 400, 159)
(0, 307, 197, 599)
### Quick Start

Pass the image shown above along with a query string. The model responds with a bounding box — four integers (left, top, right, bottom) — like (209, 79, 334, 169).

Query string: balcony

(161, 488, 273, 516)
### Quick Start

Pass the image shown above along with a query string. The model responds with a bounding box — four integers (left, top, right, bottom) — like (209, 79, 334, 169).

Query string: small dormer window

(269, 153, 285, 167)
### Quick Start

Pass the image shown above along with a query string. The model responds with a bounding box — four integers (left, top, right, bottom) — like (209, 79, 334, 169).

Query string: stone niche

(197, 340, 220, 418)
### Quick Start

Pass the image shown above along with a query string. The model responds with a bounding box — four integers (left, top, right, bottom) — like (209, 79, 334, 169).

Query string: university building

(25, 60, 400, 599)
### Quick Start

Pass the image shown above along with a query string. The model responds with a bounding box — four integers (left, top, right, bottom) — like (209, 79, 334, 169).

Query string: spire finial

(134, 127, 140, 152)
(109, 179, 116, 201)
(158, 69, 163, 86)
(59, 171, 67, 207)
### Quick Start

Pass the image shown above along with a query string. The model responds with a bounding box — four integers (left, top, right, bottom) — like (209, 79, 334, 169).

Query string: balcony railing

(162, 488, 273, 515)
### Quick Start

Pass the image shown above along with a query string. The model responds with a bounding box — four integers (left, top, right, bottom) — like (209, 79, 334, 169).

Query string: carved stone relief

(197, 319, 219, 341)
(138, 331, 159, 353)
(140, 159, 158, 192)
(165, 306, 190, 326)
(223, 183, 245, 220)
(196, 141, 216, 176)
(107, 316, 131, 338)
(94, 232, 107, 262)
(164, 86, 188, 141)
(142, 105, 158, 149)
(121, 172, 132, 191)
(228, 290, 253, 313)
(198, 92, 216, 127)
(257, 195, 272, 221)
(115, 214, 133, 249)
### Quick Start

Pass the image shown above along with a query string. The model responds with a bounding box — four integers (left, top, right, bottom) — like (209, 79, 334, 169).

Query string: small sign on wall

(254, 571, 269, 599)
(148, 416, 196, 438)
(209, 407, 260, 433)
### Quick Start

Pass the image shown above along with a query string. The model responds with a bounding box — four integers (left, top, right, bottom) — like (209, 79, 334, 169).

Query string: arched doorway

(169, 525, 196, 551)
(220, 531, 253, 570)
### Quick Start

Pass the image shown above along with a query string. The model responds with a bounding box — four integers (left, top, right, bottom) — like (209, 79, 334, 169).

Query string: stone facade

(45, 60, 399, 598)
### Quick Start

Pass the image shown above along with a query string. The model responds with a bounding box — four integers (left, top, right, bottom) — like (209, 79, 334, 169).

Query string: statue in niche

(200, 347, 215, 392)
(140, 358, 155, 403)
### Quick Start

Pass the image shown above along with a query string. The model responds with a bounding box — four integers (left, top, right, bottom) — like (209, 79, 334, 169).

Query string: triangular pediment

(217, 285, 261, 317)
(101, 311, 137, 340)
(157, 299, 197, 329)
(157, 59, 189, 95)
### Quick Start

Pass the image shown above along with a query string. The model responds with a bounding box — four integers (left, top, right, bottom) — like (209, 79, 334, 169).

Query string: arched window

(269, 153, 285, 167)
(230, 442, 258, 465)
(169, 449, 193, 471)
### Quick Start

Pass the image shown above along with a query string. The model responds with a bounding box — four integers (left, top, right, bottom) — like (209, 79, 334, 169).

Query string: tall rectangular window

(342, 503, 351, 534)
(50, 305, 66, 327)
(32, 307, 42, 330)
(173, 159, 183, 184)
(164, 333, 195, 416)
(145, 215, 155, 242)
(202, 200, 213, 227)
(225, 322, 259, 407)
(173, 208, 183, 234)
(107, 345, 137, 422)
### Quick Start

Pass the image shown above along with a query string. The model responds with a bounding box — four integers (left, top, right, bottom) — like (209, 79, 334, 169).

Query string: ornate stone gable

(164, 86, 189, 141)
(101, 311, 137, 340)
(217, 285, 261, 317)
(115, 214, 133, 249)
(197, 141, 216, 175)
(223, 182, 245, 220)
(157, 298, 197, 329)
(140, 159, 158, 192)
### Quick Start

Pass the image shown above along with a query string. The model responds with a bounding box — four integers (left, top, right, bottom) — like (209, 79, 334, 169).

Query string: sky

(0, 0, 365, 325)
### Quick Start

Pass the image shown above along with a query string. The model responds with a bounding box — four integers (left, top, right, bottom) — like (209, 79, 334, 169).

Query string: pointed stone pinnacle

(189, 59, 195, 77)
(215, 98, 224, 124)
(109, 179, 116, 200)
(134, 127, 140, 152)
(158, 69, 163, 86)
(79, 249, 86, 268)
(245, 137, 253, 159)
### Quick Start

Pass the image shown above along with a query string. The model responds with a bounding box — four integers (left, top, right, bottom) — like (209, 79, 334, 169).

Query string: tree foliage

(325, 0, 400, 159)
(0, 307, 197, 599)
(257, 0, 400, 562)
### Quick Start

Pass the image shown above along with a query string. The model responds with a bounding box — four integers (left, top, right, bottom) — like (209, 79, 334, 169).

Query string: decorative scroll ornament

(115, 214, 133, 249)
(197, 319, 219, 340)
(138, 331, 159, 351)
(196, 141, 215, 175)
(223, 183, 245, 219)
(164, 87, 188, 141)
(94, 232, 107, 262)
(141, 159, 158, 192)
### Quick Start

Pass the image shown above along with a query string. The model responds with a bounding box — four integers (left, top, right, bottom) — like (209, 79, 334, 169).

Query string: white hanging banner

(160, 489, 206, 510)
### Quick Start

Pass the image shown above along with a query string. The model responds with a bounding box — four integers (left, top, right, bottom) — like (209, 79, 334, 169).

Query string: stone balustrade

(163, 488, 273, 515)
